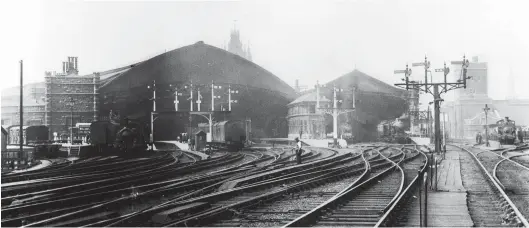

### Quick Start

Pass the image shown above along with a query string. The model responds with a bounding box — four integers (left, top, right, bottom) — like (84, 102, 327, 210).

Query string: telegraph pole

(484, 104, 490, 147)
(149, 80, 156, 144)
(317, 83, 355, 147)
(333, 84, 339, 145)
(395, 55, 470, 155)
(70, 97, 74, 145)
(19, 60, 24, 160)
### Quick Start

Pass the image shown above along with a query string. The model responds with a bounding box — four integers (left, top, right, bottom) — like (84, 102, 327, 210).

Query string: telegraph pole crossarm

(394, 55, 470, 156)
(317, 84, 356, 147)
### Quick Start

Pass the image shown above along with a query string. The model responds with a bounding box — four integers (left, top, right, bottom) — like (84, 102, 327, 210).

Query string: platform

(404, 148, 473, 227)
(404, 192, 474, 227)
(155, 141, 209, 160)
(435, 149, 466, 192)
(12, 160, 51, 173)
(258, 138, 346, 148)
(410, 137, 431, 146)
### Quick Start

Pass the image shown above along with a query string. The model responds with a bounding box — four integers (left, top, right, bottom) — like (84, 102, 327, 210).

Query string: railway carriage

(5, 125, 61, 160)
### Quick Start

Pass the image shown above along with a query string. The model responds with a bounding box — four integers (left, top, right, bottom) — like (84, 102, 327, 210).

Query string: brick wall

(45, 75, 99, 138)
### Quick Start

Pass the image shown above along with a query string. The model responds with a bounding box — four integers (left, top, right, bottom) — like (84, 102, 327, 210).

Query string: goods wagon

(192, 120, 246, 151)
(26, 126, 49, 144)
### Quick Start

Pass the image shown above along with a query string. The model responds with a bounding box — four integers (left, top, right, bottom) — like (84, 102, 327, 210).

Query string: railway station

(2, 1, 529, 227)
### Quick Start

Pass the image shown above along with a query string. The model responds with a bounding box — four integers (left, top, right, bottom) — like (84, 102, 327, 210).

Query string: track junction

(1, 143, 528, 227)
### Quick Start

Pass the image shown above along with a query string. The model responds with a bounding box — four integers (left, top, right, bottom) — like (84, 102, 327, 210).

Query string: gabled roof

(288, 91, 331, 106)
(326, 69, 406, 95)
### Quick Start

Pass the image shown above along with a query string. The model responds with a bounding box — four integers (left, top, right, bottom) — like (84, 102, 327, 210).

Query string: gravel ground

(114, 152, 258, 222)
(209, 155, 366, 227)
(457, 146, 506, 227)
(504, 151, 529, 168)
(495, 158, 529, 219)
(472, 149, 503, 175)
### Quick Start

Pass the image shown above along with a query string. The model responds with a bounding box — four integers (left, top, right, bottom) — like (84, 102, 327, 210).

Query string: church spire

(247, 41, 252, 61)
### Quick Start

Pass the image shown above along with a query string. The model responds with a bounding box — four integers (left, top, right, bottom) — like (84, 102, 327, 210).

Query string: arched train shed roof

(100, 41, 297, 100)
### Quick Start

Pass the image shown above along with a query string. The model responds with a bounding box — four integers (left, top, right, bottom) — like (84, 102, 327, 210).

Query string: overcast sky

(1, 0, 528, 103)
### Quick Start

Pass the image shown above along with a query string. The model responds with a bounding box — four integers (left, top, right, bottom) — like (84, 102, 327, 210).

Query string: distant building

(287, 70, 408, 142)
(1, 83, 46, 128)
(1, 57, 100, 142)
(287, 92, 331, 139)
(225, 27, 252, 61)
(441, 56, 529, 139)
(44, 57, 100, 141)
(1, 127, 7, 152)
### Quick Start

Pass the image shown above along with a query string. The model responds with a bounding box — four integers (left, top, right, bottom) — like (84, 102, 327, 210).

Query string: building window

(310, 105, 316, 113)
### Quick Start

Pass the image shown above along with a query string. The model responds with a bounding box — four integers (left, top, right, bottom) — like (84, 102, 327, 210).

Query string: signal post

(149, 81, 238, 146)
(316, 82, 356, 147)
(394, 55, 470, 155)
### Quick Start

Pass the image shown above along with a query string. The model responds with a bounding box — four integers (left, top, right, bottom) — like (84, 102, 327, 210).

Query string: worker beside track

(294, 137, 302, 164)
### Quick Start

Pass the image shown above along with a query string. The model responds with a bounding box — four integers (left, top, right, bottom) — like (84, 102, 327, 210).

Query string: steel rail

(162, 149, 366, 227)
(375, 146, 428, 227)
(282, 147, 401, 227)
(453, 144, 529, 227)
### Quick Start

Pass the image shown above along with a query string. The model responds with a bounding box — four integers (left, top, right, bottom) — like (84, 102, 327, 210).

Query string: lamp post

(484, 104, 490, 147)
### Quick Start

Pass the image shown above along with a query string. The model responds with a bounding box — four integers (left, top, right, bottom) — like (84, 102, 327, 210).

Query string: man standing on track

(295, 137, 302, 164)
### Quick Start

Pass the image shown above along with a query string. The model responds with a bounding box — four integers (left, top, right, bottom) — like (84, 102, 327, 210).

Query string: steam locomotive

(89, 118, 148, 155)
(377, 115, 411, 144)
(494, 117, 517, 145)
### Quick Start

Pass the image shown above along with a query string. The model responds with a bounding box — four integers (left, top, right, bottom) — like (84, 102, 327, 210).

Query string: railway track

(4, 148, 293, 227)
(157, 146, 404, 227)
(283, 146, 423, 227)
(208, 150, 367, 227)
(1, 145, 427, 227)
(453, 145, 528, 227)
(1, 151, 254, 227)
(105, 148, 347, 227)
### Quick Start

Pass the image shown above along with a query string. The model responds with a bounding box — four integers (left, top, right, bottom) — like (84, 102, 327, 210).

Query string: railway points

(3, 141, 529, 227)
(456, 144, 528, 227)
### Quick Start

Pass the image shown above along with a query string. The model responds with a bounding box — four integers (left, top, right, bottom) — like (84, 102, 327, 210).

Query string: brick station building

(1, 57, 100, 142)
(44, 57, 100, 140)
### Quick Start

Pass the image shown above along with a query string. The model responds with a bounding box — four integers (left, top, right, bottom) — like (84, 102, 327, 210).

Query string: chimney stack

(62, 62, 66, 73)
(74, 57, 78, 71)
(295, 79, 299, 92)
